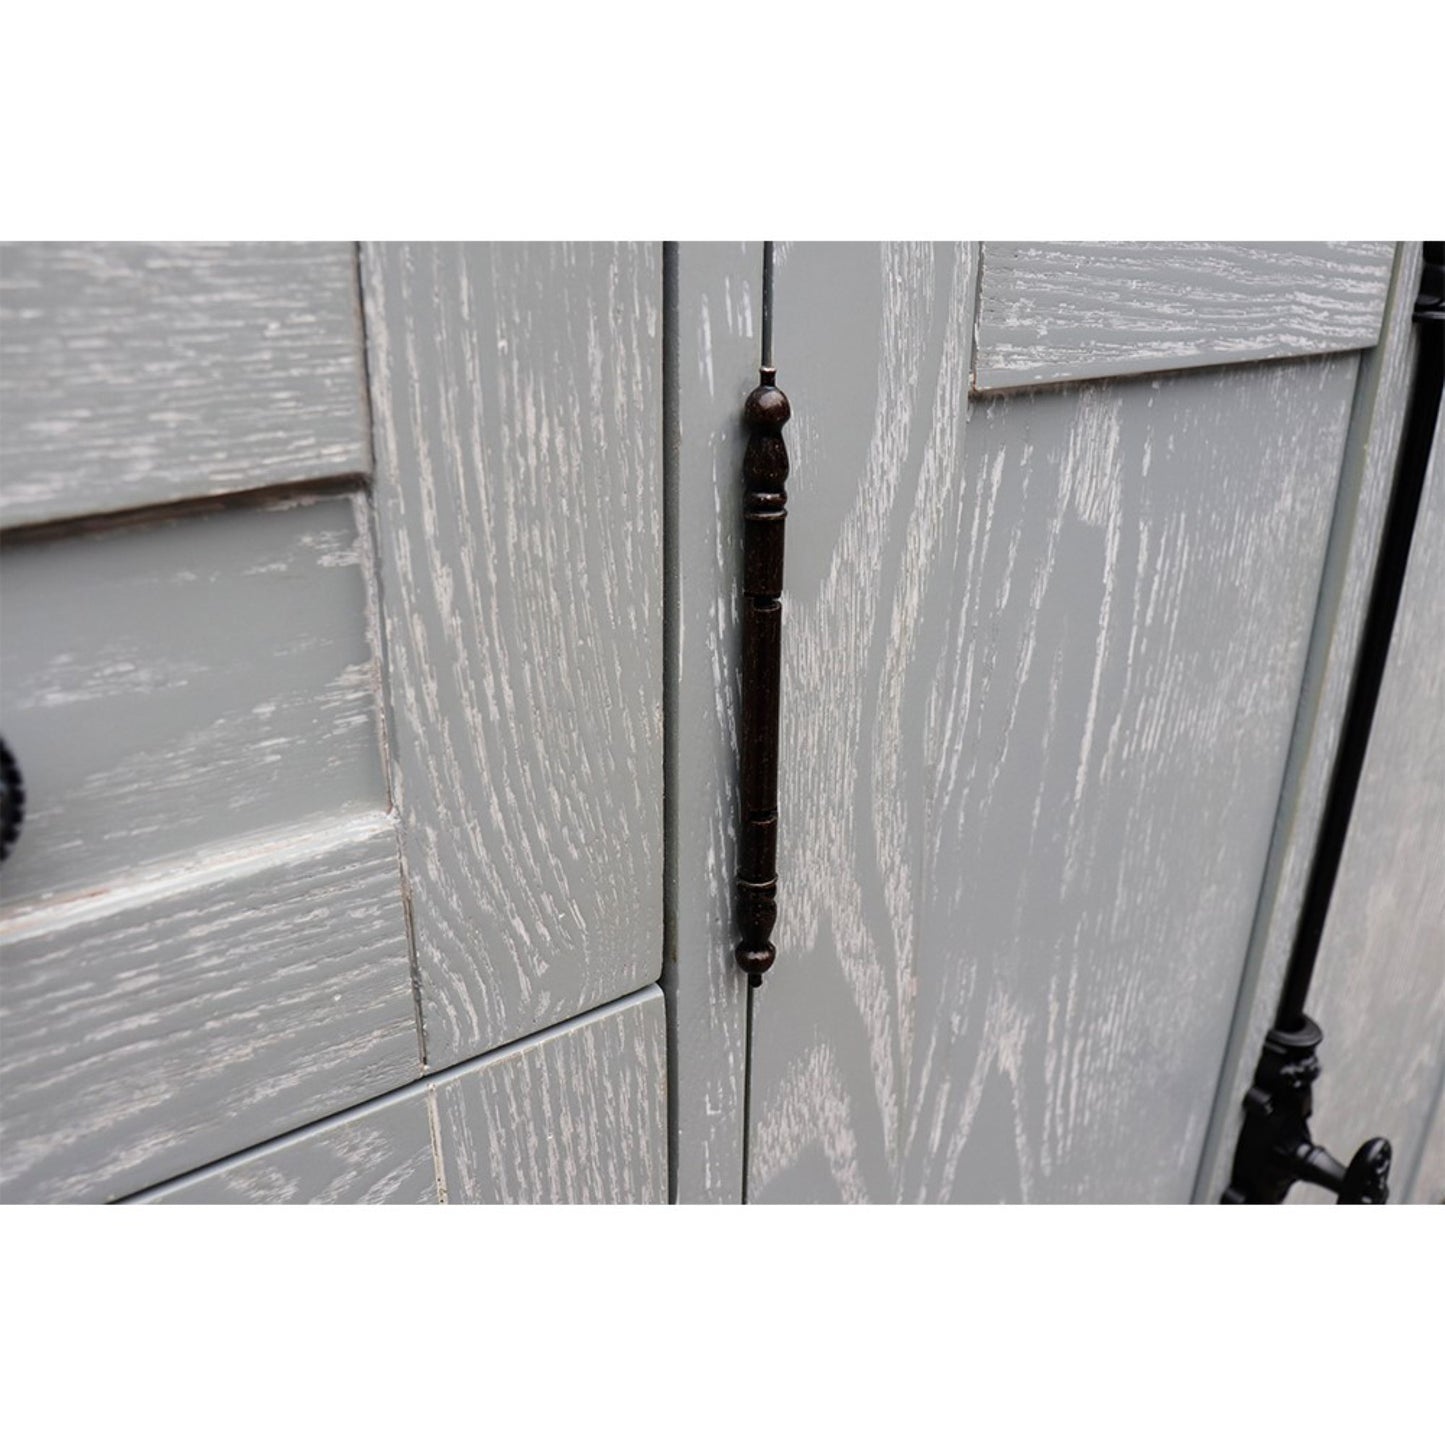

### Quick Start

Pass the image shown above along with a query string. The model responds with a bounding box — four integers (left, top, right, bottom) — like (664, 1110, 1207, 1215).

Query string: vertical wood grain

(1193, 245, 1423, 1202)
(667, 242, 762, 1203)
(433, 986, 667, 1204)
(748, 243, 1361, 1201)
(750, 244, 978, 1200)
(360, 244, 664, 1070)
(0, 243, 371, 529)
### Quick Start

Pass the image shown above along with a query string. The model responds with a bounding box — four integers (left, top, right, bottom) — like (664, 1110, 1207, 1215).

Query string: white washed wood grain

(0, 243, 370, 529)
(667, 242, 761, 1203)
(139, 985, 667, 1205)
(0, 492, 389, 907)
(751, 243, 979, 1201)
(974, 242, 1395, 391)
(749, 243, 1361, 1201)
(143, 1095, 438, 1205)
(1194, 245, 1423, 1202)
(433, 985, 667, 1204)
(0, 815, 420, 1203)
(361, 244, 663, 1071)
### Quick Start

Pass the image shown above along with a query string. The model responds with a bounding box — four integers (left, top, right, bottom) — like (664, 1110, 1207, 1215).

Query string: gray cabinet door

(0, 243, 665, 1202)
(703, 241, 1415, 1203)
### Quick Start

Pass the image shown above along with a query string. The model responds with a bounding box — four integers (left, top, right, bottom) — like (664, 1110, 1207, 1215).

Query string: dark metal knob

(1338, 1138, 1392, 1205)
(0, 737, 24, 865)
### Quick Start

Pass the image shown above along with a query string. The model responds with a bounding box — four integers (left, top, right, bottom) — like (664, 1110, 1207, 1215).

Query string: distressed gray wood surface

(142, 985, 666, 1204)
(1407, 1076, 1445, 1204)
(1194, 245, 1422, 1202)
(749, 243, 977, 1202)
(144, 1094, 437, 1205)
(748, 243, 1360, 1202)
(1286, 410, 1445, 1205)
(433, 985, 667, 1204)
(0, 816, 420, 1203)
(974, 243, 1395, 392)
(361, 244, 663, 1070)
(0, 243, 370, 529)
(0, 492, 388, 907)
(666, 243, 760, 1203)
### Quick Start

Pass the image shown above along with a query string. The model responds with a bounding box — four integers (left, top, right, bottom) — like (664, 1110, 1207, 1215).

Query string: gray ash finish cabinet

(0, 243, 665, 1203)
(1, 240, 1435, 1205)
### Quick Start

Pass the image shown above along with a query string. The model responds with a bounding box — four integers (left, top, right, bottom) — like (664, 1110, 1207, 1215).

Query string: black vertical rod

(735, 243, 790, 985)
(1275, 243, 1445, 1030)
(761, 242, 774, 370)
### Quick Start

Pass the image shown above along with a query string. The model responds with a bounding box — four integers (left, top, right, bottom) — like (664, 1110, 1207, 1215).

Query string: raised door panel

(360, 243, 664, 1071)
(747, 241, 1368, 1202)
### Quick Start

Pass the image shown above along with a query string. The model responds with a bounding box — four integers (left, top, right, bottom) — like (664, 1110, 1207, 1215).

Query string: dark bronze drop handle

(734, 366, 790, 985)
(0, 737, 24, 866)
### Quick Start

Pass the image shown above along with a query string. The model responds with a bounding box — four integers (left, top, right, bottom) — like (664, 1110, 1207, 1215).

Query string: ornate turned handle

(1223, 1019, 1392, 1204)
(0, 737, 24, 865)
(734, 366, 791, 984)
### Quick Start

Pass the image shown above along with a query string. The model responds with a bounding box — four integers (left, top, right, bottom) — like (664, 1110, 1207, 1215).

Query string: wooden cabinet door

(675, 242, 1418, 1203)
(0, 243, 664, 1203)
